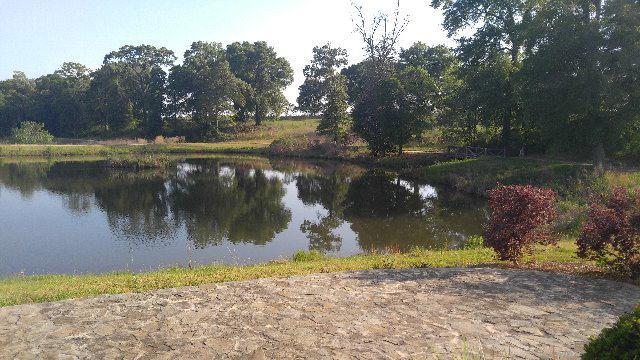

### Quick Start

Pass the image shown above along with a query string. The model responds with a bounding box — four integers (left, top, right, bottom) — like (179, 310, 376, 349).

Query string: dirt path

(1, 268, 638, 359)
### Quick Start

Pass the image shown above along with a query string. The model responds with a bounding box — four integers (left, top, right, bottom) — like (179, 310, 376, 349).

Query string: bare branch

(351, 0, 411, 62)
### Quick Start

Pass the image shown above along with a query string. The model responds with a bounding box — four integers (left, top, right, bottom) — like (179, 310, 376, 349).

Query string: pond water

(0, 156, 486, 276)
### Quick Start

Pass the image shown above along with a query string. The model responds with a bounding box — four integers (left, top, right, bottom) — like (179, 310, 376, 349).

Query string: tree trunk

(254, 105, 263, 126)
(502, 36, 519, 155)
(502, 111, 512, 154)
(594, 142, 606, 172)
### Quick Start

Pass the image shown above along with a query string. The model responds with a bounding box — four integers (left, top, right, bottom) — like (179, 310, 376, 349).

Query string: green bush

(463, 235, 486, 250)
(268, 135, 313, 155)
(10, 122, 54, 144)
(292, 250, 326, 262)
(582, 305, 640, 360)
(105, 154, 172, 170)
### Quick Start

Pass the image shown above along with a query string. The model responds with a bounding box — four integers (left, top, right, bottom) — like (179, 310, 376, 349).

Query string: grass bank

(0, 119, 321, 157)
(408, 157, 599, 199)
(0, 240, 596, 307)
(0, 141, 270, 157)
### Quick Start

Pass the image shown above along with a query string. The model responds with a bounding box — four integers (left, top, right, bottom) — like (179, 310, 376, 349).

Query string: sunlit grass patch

(0, 240, 597, 308)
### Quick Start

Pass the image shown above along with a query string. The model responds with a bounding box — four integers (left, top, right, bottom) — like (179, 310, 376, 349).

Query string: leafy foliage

(442, 53, 515, 148)
(0, 0, 638, 161)
(463, 235, 486, 250)
(297, 44, 348, 116)
(352, 64, 436, 155)
(226, 41, 293, 125)
(10, 121, 54, 144)
(31, 63, 91, 138)
(484, 185, 558, 262)
(349, 1, 438, 155)
(317, 74, 351, 142)
(0, 72, 36, 136)
(292, 250, 326, 262)
(297, 44, 351, 142)
(0, 42, 291, 139)
(582, 305, 640, 360)
(577, 187, 640, 277)
(518, 0, 638, 160)
(101, 45, 176, 138)
(169, 42, 244, 140)
(431, 0, 531, 149)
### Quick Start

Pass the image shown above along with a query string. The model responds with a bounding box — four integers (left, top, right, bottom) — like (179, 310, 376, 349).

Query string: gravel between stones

(1, 268, 638, 359)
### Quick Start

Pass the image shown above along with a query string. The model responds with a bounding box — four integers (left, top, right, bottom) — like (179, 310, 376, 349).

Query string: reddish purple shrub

(578, 187, 640, 277)
(484, 185, 558, 262)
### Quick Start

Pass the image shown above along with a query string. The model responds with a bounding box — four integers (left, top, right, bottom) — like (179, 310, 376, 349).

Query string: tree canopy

(226, 41, 294, 125)
(0, 42, 292, 140)
(297, 44, 349, 116)
(0, 2, 638, 162)
(169, 42, 244, 139)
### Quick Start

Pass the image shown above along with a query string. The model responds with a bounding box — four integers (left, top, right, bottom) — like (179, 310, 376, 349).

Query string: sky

(0, 0, 451, 104)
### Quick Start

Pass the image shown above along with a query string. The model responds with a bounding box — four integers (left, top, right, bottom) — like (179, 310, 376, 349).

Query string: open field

(0, 240, 600, 308)
(0, 119, 321, 157)
(0, 141, 265, 157)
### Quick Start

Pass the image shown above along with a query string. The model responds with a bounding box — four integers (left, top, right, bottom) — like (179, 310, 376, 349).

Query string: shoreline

(0, 241, 607, 308)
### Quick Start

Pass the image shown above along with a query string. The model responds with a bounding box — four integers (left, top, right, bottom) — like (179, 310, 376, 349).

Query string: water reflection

(0, 157, 485, 275)
(170, 163, 291, 247)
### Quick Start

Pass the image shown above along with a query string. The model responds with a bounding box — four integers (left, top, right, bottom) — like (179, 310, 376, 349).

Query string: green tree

(31, 63, 91, 137)
(10, 121, 54, 144)
(85, 64, 135, 136)
(603, 0, 640, 160)
(521, 0, 640, 162)
(341, 61, 368, 106)
(317, 74, 351, 142)
(431, 0, 539, 149)
(0, 72, 36, 136)
(297, 44, 348, 116)
(350, 1, 437, 155)
(399, 43, 459, 80)
(442, 53, 514, 147)
(399, 43, 462, 138)
(169, 42, 245, 140)
(352, 66, 436, 155)
(102, 45, 176, 137)
(226, 41, 293, 125)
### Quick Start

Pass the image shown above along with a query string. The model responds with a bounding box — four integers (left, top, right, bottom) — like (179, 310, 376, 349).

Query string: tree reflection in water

(0, 158, 484, 255)
(296, 167, 485, 252)
(170, 162, 291, 248)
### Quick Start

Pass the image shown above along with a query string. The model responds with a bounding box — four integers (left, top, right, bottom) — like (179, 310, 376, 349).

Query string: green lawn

(0, 119, 321, 157)
(0, 241, 595, 308)
(409, 157, 598, 198)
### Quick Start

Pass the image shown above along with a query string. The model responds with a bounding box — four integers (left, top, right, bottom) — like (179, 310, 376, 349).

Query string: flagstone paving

(1, 268, 638, 359)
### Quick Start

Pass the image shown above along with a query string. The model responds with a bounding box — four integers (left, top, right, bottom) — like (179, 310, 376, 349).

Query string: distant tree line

(0, 42, 293, 141)
(298, 0, 640, 160)
(1, 0, 638, 161)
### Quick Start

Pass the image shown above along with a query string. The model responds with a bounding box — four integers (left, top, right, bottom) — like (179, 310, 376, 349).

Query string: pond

(0, 156, 486, 276)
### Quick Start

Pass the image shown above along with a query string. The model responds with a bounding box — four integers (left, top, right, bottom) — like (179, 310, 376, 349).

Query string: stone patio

(1, 268, 638, 359)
